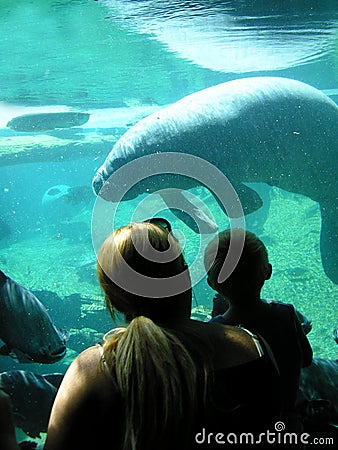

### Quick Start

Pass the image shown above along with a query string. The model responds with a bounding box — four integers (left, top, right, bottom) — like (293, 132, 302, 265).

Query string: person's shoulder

(63, 345, 117, 400)
(74, 345, 101, 366)
(264, 299, 296, 318)
(210, 324, 262, 369)
(67, 345, 103, 382)
(264, 298, 293, 309)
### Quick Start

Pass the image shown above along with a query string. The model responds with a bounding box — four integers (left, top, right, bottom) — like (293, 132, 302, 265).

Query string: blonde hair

(97, 222, 191, 321)
(97, 222, 200, 450)
(205, 228, 270, 295)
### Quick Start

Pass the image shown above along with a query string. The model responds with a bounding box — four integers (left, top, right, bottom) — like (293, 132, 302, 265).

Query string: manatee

(64, 185, 94, 205)
(42, 184, 72, 206)
(42, 184, 93, 207)
(92, 77, 338, 284)
(0, 270, 68, 363)
(7, 111, 89, 132)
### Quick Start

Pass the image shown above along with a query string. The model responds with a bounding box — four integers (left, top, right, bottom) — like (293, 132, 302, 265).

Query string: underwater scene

(0, 0, 337, 446)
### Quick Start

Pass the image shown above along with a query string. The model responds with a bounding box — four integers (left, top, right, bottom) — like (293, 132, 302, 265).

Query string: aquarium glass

(0, 0, 337, 444)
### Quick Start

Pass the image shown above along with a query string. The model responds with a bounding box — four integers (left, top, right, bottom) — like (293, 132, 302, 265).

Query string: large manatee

(92, 77, 338, 284)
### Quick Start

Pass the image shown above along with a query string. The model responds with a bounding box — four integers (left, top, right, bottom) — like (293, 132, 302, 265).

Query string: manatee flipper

(159, 183, 262, 232)
(320, 203, 338, 285)
(170, 207, 218, 234)
(237, 184, 264, 215)
(216, 182, 263, 218)
(159, 190, 218, 233)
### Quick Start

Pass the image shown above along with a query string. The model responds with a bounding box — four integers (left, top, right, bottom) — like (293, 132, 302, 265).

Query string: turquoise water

(0, 0, 337, 444)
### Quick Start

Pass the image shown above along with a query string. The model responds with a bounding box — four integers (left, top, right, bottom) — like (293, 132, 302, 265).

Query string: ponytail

(103, 316, 197, 450)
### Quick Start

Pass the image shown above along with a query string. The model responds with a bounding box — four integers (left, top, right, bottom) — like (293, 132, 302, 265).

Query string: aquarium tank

(0, 0, 337, 446)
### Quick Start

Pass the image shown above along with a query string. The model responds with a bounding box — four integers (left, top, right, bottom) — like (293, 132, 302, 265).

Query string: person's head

(96, 221, 198, 450)
(204, 228, 272, 300)
(97, 221, 192, 323)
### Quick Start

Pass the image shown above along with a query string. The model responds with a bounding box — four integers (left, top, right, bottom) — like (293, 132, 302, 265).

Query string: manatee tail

(320, 203, 338, 285)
